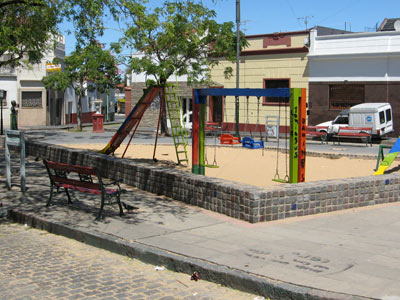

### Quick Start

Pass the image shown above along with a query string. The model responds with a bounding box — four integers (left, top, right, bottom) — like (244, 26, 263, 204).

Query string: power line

(316, 0, 362, 26)
(284, 0, 302, 27)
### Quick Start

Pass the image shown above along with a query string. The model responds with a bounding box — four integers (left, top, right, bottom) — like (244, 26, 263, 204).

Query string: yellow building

(210, 30, 310, 135)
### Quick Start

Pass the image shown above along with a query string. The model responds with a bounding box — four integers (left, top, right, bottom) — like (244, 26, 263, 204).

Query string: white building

(0, 36, 116, 129)
(0, 36, 69, 128)
(308, 26, 400, 136)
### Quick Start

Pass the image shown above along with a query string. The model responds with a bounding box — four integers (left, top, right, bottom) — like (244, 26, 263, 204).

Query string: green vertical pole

(106, 93, 109, 122)
(199, 103, 206, 175)
(289, 88, 300, 183)
(192, 90, 200, 174)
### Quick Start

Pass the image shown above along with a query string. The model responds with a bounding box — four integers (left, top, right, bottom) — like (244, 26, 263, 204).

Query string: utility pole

(345, 22, 351, 32)
(297, 16, 314, 30)
(235, 0, 240, 137)
(0, 89, 4, 135)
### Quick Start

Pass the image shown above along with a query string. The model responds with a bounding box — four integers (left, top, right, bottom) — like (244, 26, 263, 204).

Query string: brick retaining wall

(25, 140, 400, 223)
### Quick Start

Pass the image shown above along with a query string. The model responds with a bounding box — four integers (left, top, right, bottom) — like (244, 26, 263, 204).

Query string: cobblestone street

(0, 220, 258, 300)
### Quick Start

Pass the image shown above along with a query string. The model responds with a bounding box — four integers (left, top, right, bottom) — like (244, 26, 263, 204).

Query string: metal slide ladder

(165, 85, 189, 165)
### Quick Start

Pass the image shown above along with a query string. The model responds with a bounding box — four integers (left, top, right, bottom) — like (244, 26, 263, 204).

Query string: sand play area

(61, 143, 383, 188)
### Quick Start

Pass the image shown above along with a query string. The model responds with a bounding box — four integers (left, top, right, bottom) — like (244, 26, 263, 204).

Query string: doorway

(209, 96, 223, 123)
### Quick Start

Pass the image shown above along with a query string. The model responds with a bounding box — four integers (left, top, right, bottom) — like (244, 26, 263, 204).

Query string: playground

(62, 143, 379, 188)
(61, 86, 394, 188)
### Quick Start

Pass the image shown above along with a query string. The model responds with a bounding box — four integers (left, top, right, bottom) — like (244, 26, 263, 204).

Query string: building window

(329, 84, 364, 110)
(21, 91, 42, 108)
(263, 79, 290, 105)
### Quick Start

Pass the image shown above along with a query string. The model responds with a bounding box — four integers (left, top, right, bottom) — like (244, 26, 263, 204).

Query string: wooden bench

(205, 121, 220, 132)
(43, 160, 124, 220)
(305, 126, 328, 143)
(333, 127, 372, 147)
(218, 133, 241, 145)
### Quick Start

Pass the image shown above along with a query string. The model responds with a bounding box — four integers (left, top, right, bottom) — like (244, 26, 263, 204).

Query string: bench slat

(337, 132, 370, 137)
(50, 175, 101, 191)
(46, 161, 96, 176)
(305, 131, 326, 136)
(332, 126, 372, 147)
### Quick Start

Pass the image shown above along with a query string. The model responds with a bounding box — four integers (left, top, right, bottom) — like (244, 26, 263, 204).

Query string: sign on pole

(5, 130, 26, 193)
(265, 115, 280, 139)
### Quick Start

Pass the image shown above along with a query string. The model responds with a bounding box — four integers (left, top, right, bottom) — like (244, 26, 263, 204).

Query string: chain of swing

(204, 96, 222, 168)
(244, 96, 264, 149)
(204, 124, 219, 168)
(273, 98, 289, 183)
(204, 95, 289, 183)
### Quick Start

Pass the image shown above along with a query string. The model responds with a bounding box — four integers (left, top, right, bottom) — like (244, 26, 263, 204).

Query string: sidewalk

(1, 154, 400, 300)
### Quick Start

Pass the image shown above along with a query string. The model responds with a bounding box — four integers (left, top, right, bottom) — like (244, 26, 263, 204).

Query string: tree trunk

(160, 98, 171, 136)
(77, 93, 83, 131)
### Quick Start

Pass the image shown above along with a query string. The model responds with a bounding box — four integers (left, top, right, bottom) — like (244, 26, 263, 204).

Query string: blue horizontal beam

(196, 88, 290, 98)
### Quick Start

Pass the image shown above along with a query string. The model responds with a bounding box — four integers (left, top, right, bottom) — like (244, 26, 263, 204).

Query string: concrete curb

(7, 208, 374, 300)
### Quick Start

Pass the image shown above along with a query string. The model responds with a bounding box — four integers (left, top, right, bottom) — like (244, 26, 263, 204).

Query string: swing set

(192, 88, 307, 184)
(218, 95, 241, 145)
(204, 121, 219, 168)
(241, 96, 264, 150)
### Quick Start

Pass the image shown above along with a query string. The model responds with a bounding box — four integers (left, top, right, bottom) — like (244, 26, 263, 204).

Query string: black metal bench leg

(96, 194, 106, 221)
(116, 193, 124, 217)
(65, 188, 73, 205)
(46, 185, 54, 207)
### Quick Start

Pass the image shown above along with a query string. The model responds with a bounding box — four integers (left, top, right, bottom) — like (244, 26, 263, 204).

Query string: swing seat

(241, 137, 264, 149)
(205, 163, 219, 168)
(272, 174, 289, 184)
(218, 134, 241, 145)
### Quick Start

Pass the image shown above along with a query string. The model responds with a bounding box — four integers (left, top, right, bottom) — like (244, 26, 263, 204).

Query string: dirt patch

(62, 144, 380, 188)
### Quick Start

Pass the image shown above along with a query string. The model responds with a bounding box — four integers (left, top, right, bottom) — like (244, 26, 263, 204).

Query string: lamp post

(0, 89, 4, 135)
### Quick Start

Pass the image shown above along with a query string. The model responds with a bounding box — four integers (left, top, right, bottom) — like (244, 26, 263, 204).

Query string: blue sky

(61, 0, 400, 57)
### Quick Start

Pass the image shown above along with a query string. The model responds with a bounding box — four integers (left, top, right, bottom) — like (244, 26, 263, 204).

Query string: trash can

(92, 113, 104, 133)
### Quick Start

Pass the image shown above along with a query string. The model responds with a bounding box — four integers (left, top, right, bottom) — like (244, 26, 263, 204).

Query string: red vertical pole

(192, 89, 200, 174)
(298, 88, 307, 182)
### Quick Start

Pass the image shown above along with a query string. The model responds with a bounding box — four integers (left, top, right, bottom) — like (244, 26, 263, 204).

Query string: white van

(316, 103, 394, 138)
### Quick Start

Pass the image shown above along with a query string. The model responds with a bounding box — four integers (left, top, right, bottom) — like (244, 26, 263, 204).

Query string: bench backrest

(306, 126, 328, 131)
(44, 160, 103, 191)
(338, 127, 372, 133)
(45, 160, 96, 175)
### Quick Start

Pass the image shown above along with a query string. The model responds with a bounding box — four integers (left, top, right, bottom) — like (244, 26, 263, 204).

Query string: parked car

(316, 103, 394, 138)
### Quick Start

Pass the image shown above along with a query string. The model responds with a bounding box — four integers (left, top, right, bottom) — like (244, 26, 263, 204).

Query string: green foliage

(58, 0, 121, 45)
(0, 0, 122, 68)
(42, 42, 120, 129)
(43, 42, 120, 94)
(0, 0, 60, 68)
(116, 0, 248, 85)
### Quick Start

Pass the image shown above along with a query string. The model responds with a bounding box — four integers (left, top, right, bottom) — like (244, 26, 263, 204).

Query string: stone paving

(2, 143, 400, 299)
(0, 220, 259, 300)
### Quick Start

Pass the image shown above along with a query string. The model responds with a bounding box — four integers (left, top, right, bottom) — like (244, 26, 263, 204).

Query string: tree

(0, 0, 59, 68)
(42, 42, 120, 130)
(0, 0, 121, 68)
(116, 0, 248, 134)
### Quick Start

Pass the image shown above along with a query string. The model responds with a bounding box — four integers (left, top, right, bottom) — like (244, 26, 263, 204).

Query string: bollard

(92, 113, 104, 133)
